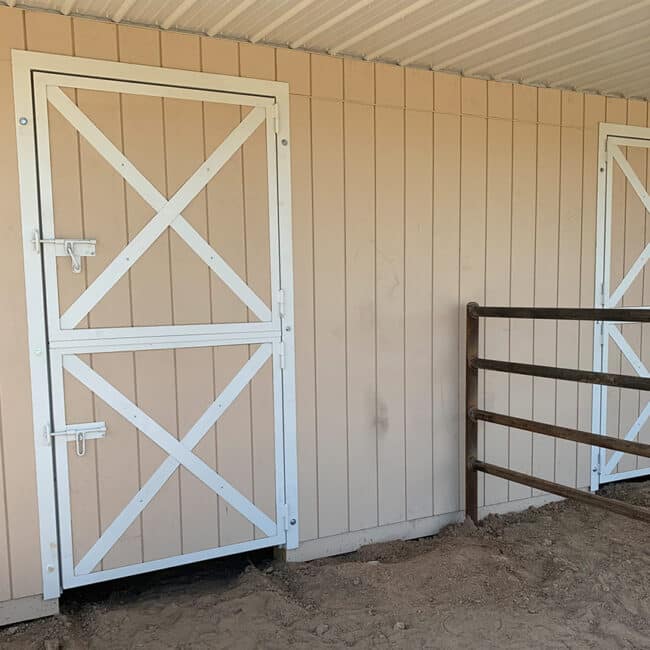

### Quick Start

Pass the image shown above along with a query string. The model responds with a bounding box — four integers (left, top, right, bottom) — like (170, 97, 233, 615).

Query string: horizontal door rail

(469, 304, 649, 322)
(473, 461, 650, 525)
(465, 302, 650, 526)
(472, 409, 650, 461)
(472, 358, 650, 392)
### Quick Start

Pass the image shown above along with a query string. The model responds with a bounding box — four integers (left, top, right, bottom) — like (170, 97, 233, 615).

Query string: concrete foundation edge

(0, 594, 59, 627)
(287, 491, 574, 563)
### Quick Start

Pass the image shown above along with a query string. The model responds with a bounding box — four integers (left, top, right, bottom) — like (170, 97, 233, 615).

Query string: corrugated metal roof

(6, 0, 650, 100)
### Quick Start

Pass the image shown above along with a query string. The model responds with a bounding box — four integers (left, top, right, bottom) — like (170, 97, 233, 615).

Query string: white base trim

(479, 491, 566, 517)
(288, 490, 586, 563)
(287, 512, 463, 562)
(0, 595, 58, 627)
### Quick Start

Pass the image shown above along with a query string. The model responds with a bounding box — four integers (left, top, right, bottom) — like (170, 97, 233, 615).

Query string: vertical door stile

(49, 351, 74, 581)
(265, 104, 282, 331)
(272, 340, 287, 535)
(275, 86, 299, 549)
(600, 146, 615, 483)
(33, 79, 63, 341)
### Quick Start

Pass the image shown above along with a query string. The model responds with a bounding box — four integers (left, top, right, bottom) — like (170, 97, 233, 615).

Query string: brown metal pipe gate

(465, 302, 650, 524)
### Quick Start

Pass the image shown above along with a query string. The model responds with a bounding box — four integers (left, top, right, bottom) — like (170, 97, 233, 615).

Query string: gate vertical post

(465, 302, 479, 524)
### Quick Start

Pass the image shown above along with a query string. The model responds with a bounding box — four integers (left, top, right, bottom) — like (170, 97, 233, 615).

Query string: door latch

(32, 230, 96, 274)
(47, 421, 106, 457)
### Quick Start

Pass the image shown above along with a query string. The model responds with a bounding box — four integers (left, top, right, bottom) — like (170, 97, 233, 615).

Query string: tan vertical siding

(556, 99, 583, 488)
(484, 115, 512, 507)
(0, 7, 45, 601)
(460, 78, 487, 506)
(432, 108, 461, 515)
(404, 76, 433, 521)
(311, 83, 348, 538)
(1, 6, 650, 603)
(344, 96, 378, 532)
(375, 64, 406, 526)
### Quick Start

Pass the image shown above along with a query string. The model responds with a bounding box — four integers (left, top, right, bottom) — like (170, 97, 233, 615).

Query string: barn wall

(0, 4, 648, 607)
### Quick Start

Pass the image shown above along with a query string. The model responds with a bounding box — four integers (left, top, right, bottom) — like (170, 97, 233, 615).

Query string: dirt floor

(2, 481, 650, 649)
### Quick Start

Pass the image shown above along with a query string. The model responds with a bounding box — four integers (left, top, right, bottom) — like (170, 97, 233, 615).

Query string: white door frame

(592, 122, 650, 490)
(12, 50, 298, 599)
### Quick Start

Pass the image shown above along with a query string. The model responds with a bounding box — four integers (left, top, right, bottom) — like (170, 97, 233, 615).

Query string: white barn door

(593, 124, 650, 489)
(19, 58, 296, 591)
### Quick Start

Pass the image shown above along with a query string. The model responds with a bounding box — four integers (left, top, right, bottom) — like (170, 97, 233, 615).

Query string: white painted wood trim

(608, 135, 650, 149)
(607, 240, 650, 309)
(275, 86, 299, 549)
(607, 323, 650, 377)
(601, 324, 650, 475)
(609, 144, 650, 214)
(11, 51, 61, 601)
(67, 535, 285, 589)
(12, 50, 288, 99)
(32, 76, 64, 342)
(48, 352, 75, 586)
(50, 321, 279, 343)
(602, 403, 650, 475)
(49, 328, 281, 354)
(592, 124, 613, 491)
(35, 71, 275, 107)
(599, 467, 650, 484)
(170, 215, 272, 323)
(600, 122, 650, 140)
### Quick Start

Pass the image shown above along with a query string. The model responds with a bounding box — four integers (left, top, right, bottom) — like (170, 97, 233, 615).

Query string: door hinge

(282, 503, 290, 530)
(277, 289, 285, 318)
(271, 103, 280, 134)
(279, 341, 286, 370)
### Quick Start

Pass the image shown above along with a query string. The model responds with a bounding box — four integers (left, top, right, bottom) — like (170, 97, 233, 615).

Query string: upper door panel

(35, 73, 278, 336)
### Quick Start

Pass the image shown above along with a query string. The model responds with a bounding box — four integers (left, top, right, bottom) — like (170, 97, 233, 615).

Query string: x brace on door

(14, 52, 297, 599)
(593, 126, 650, 488)
(47, 86, 273, 331)
(66, 345, 275, 575)
(601, 324, 650, 476)
(606, 145, 650, 310)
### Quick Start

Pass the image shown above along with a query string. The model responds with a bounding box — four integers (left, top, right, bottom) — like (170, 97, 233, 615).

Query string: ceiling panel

(8, 0, 650, 100)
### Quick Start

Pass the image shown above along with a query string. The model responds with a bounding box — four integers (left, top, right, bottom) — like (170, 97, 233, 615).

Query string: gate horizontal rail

(465, 302, 650, 525)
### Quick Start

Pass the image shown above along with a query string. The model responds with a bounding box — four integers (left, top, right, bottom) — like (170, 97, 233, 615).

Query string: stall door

(32, 69, 291, 588)
(593, 125, 650, 488)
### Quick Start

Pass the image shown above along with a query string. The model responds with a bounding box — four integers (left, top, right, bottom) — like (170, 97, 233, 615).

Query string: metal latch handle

(32, 230, 96, 274)
(47, 421, 106, 457)
(65, 240, 81, 273)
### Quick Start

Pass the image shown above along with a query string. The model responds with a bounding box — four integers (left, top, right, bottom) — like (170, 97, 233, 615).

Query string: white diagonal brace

(65, 352, 276, 575)
(603, 403, 650, 475)
(601, 324, 650, 473)
(47, 87, 270, 328)
(169, 217, 271, 322)
(605, 146, 650, 308)
(610, 144, 650, 213)
(607, 324, 649, 378)
(607, 242, 650, 309)
(72, 344, 272, 575)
